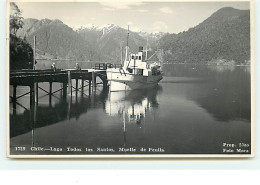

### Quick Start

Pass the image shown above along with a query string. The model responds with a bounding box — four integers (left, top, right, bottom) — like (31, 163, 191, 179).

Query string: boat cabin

(124, 46, 161, 77)
(125, 52, 149, 76)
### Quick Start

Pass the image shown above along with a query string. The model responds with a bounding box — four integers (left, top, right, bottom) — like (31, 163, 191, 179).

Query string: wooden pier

(9, 63, 111, 107)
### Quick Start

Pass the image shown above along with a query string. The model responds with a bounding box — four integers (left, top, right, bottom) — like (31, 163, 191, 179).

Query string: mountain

(76, 24, 147, 62)
(138, 31, 166, 46)
(158, 7, 250, 64)
(17, 20, 149, 62)
(17, 19, 99, 60)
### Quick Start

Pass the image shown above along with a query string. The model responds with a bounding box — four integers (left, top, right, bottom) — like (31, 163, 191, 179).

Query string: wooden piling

(89, 80, 91, 95)
(67, 96, 72, 120)
(13, 85, 17, 109)
(76, 90, 78, 102)
(49, 82, 52, 106)
(32, 99, 37, 147)
(68, 71, 72, 95)
(76, 79, 78, 92)
(92, 72, 96, 91)
(13, 85, 17, 101)
(30, 85, 34, 106)
(34, 83, 38, 103)
(81, 78, 84, 96)
(49, 82, 52, 95)
(63, 82, 67, 99)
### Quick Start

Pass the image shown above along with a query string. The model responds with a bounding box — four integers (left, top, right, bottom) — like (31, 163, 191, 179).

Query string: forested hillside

(158, 7, 250, 64)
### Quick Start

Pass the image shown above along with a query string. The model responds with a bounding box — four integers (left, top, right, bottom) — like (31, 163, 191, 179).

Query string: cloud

(102, 7, 115, 11)
(131, 26, 141, 32)
(127, 21, 133, 25)
(100, 2, 144, 10)
(138, 9, 148, 13)
(159, 7, 173, 14)
(126, 22, 140, 32)
(152, 21, 168, 32)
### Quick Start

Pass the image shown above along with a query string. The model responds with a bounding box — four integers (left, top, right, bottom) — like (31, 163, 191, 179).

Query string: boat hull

(107, 69, 163, 91)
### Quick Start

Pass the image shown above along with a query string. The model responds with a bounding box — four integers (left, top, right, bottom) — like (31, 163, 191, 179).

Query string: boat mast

(124, 25, 130, 64)
(120, 43, 123, 65)
(145, 36, 148, 60)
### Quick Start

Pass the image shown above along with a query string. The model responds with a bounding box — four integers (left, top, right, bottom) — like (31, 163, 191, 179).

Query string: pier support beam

(49, 82, 53, 95)
(49, 82, 52, 106)
(89, 80, 91, 95)
(92, 72, 96, 92)
(34, 83, 38, 104)
(68, 71, 72, 96)
(76, 79, 79, 96)
(30, 85, 34, 106)
(81, 78, 84, 96)
(67, 96, 72, 120)
(13, 85, 17, 101)
(13, 85, 17, 109)
(63, 82, 67, 99)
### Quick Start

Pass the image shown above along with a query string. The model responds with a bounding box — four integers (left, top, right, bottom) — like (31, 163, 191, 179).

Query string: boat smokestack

(139, 46, 143, 52)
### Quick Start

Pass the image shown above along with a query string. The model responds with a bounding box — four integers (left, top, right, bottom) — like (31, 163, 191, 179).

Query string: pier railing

(94, 63, 122, 70)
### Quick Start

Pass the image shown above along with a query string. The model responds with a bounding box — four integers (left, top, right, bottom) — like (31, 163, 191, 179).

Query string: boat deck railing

(94, 63, 122, 70)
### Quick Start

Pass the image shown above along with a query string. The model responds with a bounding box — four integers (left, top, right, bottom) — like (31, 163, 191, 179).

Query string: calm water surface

(9, 64, 251, 155)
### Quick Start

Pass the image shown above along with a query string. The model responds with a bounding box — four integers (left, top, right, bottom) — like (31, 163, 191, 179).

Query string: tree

(10, 2, 23, 36)
(9, 3, 33, 69)
(10, 34, 33, 69)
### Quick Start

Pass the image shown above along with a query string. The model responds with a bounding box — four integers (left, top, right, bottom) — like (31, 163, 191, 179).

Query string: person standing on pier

(75, 63, 81, 70)
(51, 63, 56, 71)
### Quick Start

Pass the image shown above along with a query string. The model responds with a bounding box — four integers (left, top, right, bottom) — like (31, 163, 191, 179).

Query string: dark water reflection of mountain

(163, 64, 251, 122)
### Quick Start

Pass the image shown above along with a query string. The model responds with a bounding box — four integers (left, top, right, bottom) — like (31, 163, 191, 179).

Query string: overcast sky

(16, 1, 250, 33)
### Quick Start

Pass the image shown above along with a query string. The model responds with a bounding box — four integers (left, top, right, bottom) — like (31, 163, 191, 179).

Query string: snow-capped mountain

(76, 24, 119, 32)
(138, 31, 166, 40)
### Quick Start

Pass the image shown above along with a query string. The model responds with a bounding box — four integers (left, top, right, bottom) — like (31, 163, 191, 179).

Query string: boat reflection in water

(105, 85, 162, 146)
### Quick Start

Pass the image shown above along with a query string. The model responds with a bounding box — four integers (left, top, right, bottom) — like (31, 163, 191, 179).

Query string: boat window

(151, 67, 161, 76)
(132, 56, 134, 59)
(136, 69, 143, 75)
(139, 56, 141, 60)
(127, 68, 133, 73)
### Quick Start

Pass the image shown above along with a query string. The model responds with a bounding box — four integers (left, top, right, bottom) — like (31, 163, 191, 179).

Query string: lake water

(9, 64, 251, 155)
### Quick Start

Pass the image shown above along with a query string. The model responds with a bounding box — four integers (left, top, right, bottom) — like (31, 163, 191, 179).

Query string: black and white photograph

(7, 0, 253, 158)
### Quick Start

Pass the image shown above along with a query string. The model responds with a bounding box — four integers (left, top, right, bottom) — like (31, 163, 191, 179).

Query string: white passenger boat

(106, 29, 163, 91)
